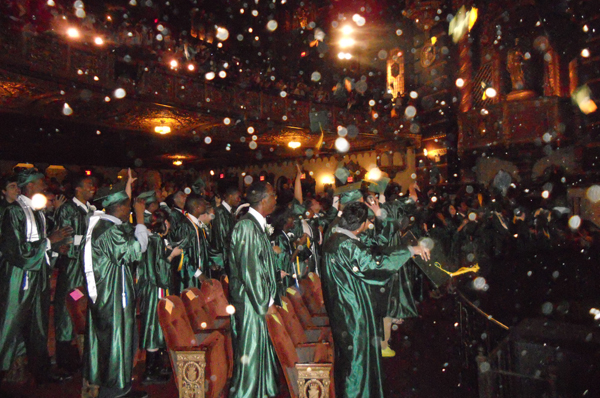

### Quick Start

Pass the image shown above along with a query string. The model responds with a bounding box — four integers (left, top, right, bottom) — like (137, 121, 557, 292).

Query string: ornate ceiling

(0, 16, 417, 169)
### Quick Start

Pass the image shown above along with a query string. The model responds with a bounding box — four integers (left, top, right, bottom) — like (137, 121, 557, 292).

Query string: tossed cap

(16, 168, 45, 187)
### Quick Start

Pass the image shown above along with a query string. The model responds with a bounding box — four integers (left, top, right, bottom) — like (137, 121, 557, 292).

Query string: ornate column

(458, 35, 473, 113)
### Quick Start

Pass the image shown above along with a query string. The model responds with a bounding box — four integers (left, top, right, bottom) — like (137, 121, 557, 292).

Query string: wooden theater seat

(200, 279, 230, 319)
(181, 287, 233, 378)
(299, 272, 327, 316)
(181, 287, 230, 330)
(266, 306, 333, 398)
(286, 287, 329, 328)
(278, 296, 333, 356)
(158, 295, 229, 398)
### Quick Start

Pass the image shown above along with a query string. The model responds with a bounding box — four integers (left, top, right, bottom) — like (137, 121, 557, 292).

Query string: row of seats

(66, 273, 333, 398)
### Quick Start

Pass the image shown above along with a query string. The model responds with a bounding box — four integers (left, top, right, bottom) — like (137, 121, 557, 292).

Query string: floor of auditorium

(1, 293, 478, 398)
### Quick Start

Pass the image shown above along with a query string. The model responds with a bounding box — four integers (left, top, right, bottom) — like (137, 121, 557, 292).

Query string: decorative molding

(297, 364, 332, 398)
(174, 350, 206, 398)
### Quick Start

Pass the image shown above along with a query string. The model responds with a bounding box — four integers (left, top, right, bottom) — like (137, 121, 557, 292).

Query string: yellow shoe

(381, 346, 396, 358)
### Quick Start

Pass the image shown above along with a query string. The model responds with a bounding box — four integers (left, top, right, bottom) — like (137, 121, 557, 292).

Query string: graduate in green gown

(53, 173, 96, 372)
(211, 185, 241, 276)
(138, 209, 181, 385)
(164, 189, 188, 294)
(321, 202, 430, 398)
(228, 181, 279, 398)
(169, 194, 218, 289)
(0, 169, 73, 384)
(269, 207, 308, 297)
(137, 190, 159, 225)
(0, 174, 21, 227)
(83, 171, 150, 398)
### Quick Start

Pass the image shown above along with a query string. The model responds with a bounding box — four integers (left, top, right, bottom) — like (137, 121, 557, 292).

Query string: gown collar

(335, 227, 359, 241)
(222, 201, 232, 213)
(248, 207, 267, 232)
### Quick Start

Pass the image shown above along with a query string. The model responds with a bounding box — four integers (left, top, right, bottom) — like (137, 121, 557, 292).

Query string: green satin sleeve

(139, 234, 171, 289)
(0, 205, 48, 271)
(339, 236, 413, 285)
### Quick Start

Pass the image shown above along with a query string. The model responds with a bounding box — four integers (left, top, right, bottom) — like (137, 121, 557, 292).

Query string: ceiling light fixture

(155, 126, 171, 135)
(67, 28, 80, 38)
(288, 141, 301, 149)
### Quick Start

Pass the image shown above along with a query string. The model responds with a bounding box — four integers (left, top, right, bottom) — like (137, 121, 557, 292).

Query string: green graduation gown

(0, 197, 52, 375)
(53, 198, 92, 342)
(321, 228, 413, 398)
(137, 233, 171, 350)
(378, 199, 422, 319)
(228, 211, 279, 398)
(210, 203, 236, 274)
(271, 230, 297, 295)
(169, 215, 203, 291)
(166, 207, 186, 294)
(83, 215, 146, 390)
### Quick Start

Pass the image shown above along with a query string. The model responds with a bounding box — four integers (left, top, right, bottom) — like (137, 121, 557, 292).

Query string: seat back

(300, 272, 326, 315)
(181, 288, 215, 331)
(266, 306, 301, 397)
(157, 295, 197, 349)
(277, 296, 308, 345)
(200, 279, 230, 318)
(65, 286, 87, 335)
(200, 331, 229, 398)
(285, 287, 315, 329)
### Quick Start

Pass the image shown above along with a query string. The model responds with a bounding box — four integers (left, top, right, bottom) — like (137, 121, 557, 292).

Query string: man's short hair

(338, 202, 369, 231)
(246, 181, 270, 207)
(184, 193, 205, 214)
(72, 173, 92, 190)
(223, 185, 240, 198)
(1, 174, 18, 191)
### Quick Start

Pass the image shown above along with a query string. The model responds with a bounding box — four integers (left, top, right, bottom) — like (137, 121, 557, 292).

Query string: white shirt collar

(222, 201, 232, 213)
(187, 213, 201, 227)
(144, 209, 152, 215)
(19, 194, 34, 208)
(248, 207, 267, 232)
(73, 197, 90, 211)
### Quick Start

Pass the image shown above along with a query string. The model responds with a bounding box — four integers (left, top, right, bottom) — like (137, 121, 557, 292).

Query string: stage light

(339, 38, 355, 48)
(94, 37, 104, 45)
(288, 141, 301, 149)
(341, 25, 353, 35)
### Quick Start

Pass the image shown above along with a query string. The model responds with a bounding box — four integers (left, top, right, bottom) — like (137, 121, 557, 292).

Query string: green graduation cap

(95, 182, 129, 208)
(137, 190, 157, 205)
(367, 176, 391, 194)
(335, 181, 364, 205)
(16, 168, 45, 187)
(192, 177, 205, 194)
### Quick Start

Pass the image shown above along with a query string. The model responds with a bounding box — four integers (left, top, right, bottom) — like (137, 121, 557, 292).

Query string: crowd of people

(0, 163, 598, 398)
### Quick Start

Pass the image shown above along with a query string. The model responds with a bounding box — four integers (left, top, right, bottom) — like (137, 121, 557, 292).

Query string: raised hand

(49, 226, 73, 244)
